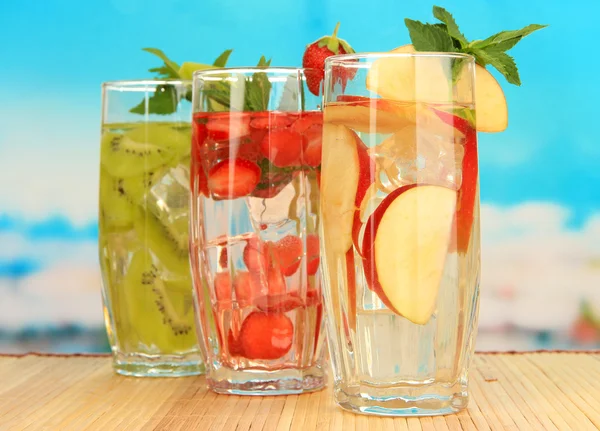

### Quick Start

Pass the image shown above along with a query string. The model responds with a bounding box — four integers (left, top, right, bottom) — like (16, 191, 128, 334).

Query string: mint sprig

(405, 6, 547, 86)
(130, 48, 236, 115)
(200, 55, 274, 112)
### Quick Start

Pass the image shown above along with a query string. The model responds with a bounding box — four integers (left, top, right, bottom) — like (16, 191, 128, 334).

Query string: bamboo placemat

(0, 352, 599, 430)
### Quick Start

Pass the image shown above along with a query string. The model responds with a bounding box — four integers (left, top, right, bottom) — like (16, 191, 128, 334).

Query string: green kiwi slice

(120, 249, 196, 352)
(100, 132, 175, 178)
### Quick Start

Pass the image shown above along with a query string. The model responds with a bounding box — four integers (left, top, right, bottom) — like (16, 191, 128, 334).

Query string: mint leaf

(471, 24, 547, 51)
(483, 50, 521, 85)
(432, 6, 468, 47)
(129, 84, 180, 115)
(404, 19, 457, 52)
(213, 49, 233, 67)
(178, 62, 213, 80)
(463, 46, 495, 66)
(257, 55, 272, 67)
(245, 72, 271, 111)
(142, 48, 180, 78)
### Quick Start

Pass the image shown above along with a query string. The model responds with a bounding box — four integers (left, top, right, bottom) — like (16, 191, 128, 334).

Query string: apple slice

(324, 96, 413, 134)
(362, 185, 456, 324)
(432, 109, 478, 253)
(366, 44, 508, 133)
(321, 124, 373, 255)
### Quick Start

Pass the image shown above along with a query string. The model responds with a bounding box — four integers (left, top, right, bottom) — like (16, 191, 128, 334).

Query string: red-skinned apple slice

(362, 185, 457, 325)
(367, 44, 508, 133)
(321, 124, 361, 255)
(432, 109, 478, 253)
(321, 124, 374, 256)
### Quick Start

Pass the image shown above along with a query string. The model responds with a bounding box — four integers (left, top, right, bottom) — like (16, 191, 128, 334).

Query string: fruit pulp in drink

(98, 122, 200, 367)
(190, 110, 326, 390)
(320, 97, 480, 411)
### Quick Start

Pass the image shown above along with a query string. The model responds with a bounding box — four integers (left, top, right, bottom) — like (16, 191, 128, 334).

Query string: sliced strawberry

(306, 234, 320, 275)
(273, 235, 303, 277)
(218, 248, 228, 269)
(250, 169, 294, 199)
(267, 266, 287, 295)
(291, 113, 323, 135)
(302, 123, 323, 167)
(243, 237, 271, 273)
(254, 291, 303, 313)
(214, 272, 233, 309)
(227, 330, 243, 356)
(207, 158, 261, 199)
(205, 113, 251, 141)
(250, 113, 295, 130)
(260, 129, 303, 168)
(234, 270, 266, 306)
(239, 312, 294, 360)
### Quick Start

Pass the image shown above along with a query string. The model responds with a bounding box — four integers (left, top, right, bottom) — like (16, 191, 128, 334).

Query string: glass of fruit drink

(320, 53, 480, 415)
(190, 67, 326, 395)
(99, 80, 203, 377)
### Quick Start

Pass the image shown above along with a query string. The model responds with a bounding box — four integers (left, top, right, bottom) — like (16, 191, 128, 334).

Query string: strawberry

(291, 112, 322, 135)
(302, 123, 323, 168)
(273, 235, 303, 277)
(205, 113, 251, 141)
(260, 129, 303, 168)
(243, 236, 271, 273)
(302, 22, 356, 96)
(218, 248, 228, 269)
(234, 270, 266, 306)
(207, 158, 261, 199)
(266, 266, 287, 295)
(227, 330, 243, 356)
(306, 234, 320, 275)
(214, 272, 233, 309)
(239, 312, 294, 360)
(250, 113, 295, 130)
(254, 291, 303, 313)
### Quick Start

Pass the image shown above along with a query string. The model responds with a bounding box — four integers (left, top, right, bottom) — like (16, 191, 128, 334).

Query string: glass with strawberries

(190, 67, 326, 394)
(320, 52, 481, 415)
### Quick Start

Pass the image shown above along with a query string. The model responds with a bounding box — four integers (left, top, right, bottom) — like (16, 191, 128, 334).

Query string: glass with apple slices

(190, 67, 326, 395)
(320, 52, 481, 415)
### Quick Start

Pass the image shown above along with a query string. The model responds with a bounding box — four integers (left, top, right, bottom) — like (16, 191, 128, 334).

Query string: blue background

(0, 0, 598, 352)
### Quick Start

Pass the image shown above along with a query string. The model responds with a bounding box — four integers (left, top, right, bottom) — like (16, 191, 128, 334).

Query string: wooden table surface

(1, 352, 599, 430)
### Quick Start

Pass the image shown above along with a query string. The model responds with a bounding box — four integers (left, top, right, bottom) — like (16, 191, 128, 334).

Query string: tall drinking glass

(320, 53, 480, 415)
(190, 67, 326, 395)
(99, 80, 203, 377)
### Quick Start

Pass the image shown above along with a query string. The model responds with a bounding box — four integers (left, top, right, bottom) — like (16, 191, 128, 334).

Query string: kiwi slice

(100, 132, 175, 178)
(121, 249, 196, 352)
(126, 123, 192, 159)
(99, 169, 135, 229)
(133, 210, 189, 276)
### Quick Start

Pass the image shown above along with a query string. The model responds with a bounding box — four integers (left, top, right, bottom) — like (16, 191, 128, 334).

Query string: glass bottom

(334, 382, 469, 417)
(113, 352, 205, 377)
(207, 366, 326, 395)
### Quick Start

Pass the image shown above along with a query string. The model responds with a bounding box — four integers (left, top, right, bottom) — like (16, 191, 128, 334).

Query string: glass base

(334, 383, 469, 417)
(113, 352, 205, 377)
(207, 366, 326, 395)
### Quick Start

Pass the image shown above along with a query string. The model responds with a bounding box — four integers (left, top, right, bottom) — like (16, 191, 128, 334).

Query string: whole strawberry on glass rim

(302, 22, 356, 96)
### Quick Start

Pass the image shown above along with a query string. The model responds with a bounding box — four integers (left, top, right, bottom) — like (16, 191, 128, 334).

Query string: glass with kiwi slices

(99, 80, 203, 377)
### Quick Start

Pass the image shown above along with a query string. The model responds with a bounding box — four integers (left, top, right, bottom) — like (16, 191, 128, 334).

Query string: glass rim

(101, 79, 190, 89)
(193, 66, 319, 79)
(326, 51, 475, 65)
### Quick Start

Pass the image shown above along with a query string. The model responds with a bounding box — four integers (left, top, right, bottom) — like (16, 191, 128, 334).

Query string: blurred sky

(1, 0, 598, 226)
